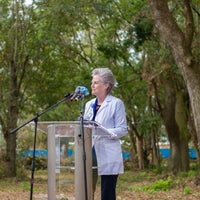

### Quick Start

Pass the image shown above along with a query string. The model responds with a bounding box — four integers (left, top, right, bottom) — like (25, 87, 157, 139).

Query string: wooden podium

(38, 121, 93, 200)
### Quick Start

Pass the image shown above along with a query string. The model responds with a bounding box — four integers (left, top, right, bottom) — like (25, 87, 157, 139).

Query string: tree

(88, 0, 199, 172)
(154, 69, 190, 172)
(147, 0, 200, 142)
(0, 0, 90, 177)
(0, 0, 31, 177)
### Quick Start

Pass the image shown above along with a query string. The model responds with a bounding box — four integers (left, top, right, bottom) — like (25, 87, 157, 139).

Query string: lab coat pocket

(104, 140, 122, 163)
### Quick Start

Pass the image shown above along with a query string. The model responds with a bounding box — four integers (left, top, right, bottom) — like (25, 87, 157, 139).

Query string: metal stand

(79, 96, 88, 200)
(10, 93, 72, 200)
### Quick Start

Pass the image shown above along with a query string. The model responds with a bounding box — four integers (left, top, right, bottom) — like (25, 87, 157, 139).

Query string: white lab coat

(84, 95, 127, 175)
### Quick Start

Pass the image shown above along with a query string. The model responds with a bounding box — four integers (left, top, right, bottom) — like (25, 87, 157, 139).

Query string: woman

(84, 68, 127, 200)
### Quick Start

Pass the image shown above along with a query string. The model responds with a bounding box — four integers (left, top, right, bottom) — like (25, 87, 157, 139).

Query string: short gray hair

(92, 68, 116, 94)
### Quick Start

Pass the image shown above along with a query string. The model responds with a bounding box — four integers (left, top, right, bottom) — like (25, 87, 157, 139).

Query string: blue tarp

(160, 148, 197, 159)
(159, 148, 170, 158)
(22, 148, 198, 159)
(23, 149, 48, 157)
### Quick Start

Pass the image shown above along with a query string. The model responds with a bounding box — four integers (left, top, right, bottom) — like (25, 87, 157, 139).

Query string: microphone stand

(10, 93, 73, 200)
(79, 95, 88, 200)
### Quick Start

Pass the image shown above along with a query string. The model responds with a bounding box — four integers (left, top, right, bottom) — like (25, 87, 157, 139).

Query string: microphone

(70, 86, 89, 101)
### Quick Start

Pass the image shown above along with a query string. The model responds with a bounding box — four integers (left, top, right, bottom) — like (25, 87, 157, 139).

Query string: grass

(0, 167, 200, 199)
(116, 168, 200, 199)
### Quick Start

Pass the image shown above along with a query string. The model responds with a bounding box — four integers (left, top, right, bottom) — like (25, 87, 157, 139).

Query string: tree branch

(183, 0, 194, 48)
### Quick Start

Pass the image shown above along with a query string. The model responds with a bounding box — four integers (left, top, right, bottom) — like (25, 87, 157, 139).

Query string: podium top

(32, 121, 80, 133)
(31, 121, 116, 137)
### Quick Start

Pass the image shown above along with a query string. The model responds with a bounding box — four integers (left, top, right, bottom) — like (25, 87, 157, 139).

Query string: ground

(0, 185, 200, 200)
(0, 169, 200, 200)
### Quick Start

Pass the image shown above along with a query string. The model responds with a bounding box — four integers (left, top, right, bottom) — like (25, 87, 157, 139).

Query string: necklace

(96, 104, 101, 111)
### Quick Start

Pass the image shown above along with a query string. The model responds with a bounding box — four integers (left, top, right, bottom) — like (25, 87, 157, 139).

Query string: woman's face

(91, 75, 109, 97)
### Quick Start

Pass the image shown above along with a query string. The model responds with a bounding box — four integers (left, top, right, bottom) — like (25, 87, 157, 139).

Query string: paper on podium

(84, 120, 117, 137)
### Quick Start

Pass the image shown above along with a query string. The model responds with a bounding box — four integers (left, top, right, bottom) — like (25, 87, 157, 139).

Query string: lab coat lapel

(97, 95, 112, 114)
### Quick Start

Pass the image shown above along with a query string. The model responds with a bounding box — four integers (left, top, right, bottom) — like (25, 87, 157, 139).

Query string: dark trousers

(101, 174, 118, 200)
(92, 147, 98, 193)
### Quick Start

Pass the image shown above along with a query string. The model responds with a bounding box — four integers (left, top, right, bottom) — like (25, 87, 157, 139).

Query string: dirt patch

(0, 170, 200, 200)
(0, 183, 200, 200)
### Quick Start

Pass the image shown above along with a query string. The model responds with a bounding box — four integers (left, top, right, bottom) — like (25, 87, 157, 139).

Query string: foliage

(184, 186, 192, 195)
(146, 177, 173, 192)
(20, 156, 47, 170)
(0, 0, 200, 177)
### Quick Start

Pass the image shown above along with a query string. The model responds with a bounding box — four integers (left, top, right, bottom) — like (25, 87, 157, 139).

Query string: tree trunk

(3, 59, 20, 177)
(151, 130, 160, 166)
(4, 84, 19, 176)
(164, 112, 183, 173)
(148, 96, 160, 166)
(160, 75, 189, 173)
(175, 91, 190, 171)
(127, 117, 139, 169)
(188, 115, 200, 163)
(136, 136, 144, 169)
(168, 141, 183, 173)
(4, 133, 17, 177)
(180, 139, 189, 171)
(148, 0, 200, 142)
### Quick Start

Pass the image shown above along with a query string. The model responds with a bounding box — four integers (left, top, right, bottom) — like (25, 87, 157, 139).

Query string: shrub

(143, 177, 173, 192)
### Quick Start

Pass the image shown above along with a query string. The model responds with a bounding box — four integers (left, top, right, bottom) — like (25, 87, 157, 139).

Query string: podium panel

(46, 121, 92, 200)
